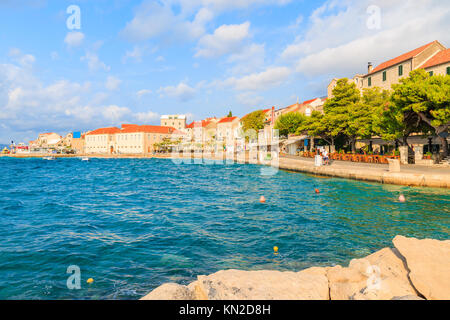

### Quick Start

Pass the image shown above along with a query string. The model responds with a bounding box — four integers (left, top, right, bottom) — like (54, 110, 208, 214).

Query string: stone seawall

(276, 157, 450, 189)
(141, 236, 450, 300)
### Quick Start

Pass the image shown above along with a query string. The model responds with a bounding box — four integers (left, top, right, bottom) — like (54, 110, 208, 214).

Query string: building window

(382, 71, 387, 82)
(447, 67, 450, 75)
(429, 71, 434, 76)
(368, 77, 372, 87)
(398, 65, 403, 76)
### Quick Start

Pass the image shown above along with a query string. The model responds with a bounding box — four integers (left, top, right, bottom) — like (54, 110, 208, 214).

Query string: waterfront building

(216, 117, 240, 145)
(160, 115, 187, 131)
(85, 124, 185, 155)
(289, 98, 327, 116)
(14, 143, 30, 154)
(328, 40, 449, 97)
(185, 119, 218, 144)
(71, 132, 85, 154)
(62, 132, 73, 147)
(36, 132, 62, 148)
(116, 124, 184, 154)
(421, 48, 450, 75)
(274, 103, 299, 119)
(85, 127, 121, 154)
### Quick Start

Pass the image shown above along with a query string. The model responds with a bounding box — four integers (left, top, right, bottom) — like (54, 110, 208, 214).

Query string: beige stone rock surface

(140, 283, 195, 300)
(391, 295, 425, 300)
(194, 269, 329, 300)
(327, 248, 418, 300)
(393, 235, 450, 300)
(140, 237, 450, 300)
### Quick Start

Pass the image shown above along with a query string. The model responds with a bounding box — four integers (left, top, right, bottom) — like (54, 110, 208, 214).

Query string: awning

(284, 135, 308, 145)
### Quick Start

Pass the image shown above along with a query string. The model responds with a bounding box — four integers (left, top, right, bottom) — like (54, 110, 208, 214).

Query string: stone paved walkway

(281, 154, 450, 175)
(278, 155, 450, 188)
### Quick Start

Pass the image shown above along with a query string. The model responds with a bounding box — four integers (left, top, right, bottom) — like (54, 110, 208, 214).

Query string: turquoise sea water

(0, 157, 449, 299)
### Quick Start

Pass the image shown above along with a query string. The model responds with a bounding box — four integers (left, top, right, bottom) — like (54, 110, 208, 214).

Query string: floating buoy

(315, 189, 320, 194)
(398, 195, 406, 202)
(259, 196, 266, 203)
(273, 246, 279, 255)
(87, 278, 94, 284)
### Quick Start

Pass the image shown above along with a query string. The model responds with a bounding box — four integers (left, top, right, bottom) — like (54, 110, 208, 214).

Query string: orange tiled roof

(186, 120, 212, 129)
(120, 125, 175, 134)
(370, 41, 437, 74)
(421, 48, 450, 69)
(289, 98, 321, 113)
(121, 124, 139, 129)
(39, 132, 58, 136)
(172, 129, 186, 135)
(86, 127, 121, 135)
(218, 116, 238, 124)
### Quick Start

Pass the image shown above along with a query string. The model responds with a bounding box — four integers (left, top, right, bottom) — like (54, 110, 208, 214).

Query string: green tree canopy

(391, 69, 450, 155)
(227, 111, 233, 117)
(371, 87, 424, 145)
(240, 110, 265, 141)
(297, 111, 337, 146)
(323, 78, 361, 152)
(274, 112, 306, 137)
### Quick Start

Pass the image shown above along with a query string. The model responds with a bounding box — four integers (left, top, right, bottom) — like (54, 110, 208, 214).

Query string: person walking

(323, 149, 329, 165)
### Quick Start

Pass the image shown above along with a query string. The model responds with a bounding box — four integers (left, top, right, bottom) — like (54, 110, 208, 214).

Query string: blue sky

(1, 0, 449, 143)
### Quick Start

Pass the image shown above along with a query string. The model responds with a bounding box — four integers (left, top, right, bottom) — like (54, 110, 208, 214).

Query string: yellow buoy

(273, 246, 279, 255)
(87, 278, 94, 284)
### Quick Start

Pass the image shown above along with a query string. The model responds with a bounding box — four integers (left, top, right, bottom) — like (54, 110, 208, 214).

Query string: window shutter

(383, 71, 387, 81)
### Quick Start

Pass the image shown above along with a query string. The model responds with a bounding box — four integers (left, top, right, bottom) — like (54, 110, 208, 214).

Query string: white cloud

(281, 0, 450, 77)
(155, 55, 165, 62)
(81, 51, 110, 72)
(123, 46, 144, 62)
(226, 43, 265, 74)
(135, 111, 159, 122)
(0, 59, 141, 142)
(158, 82, 196, 102)
(136, 89, 152, 98)
(0, 61, 92, 138)
(236, 92, 264, 107)
(64, 31, 85, 48)
(105, 76, 122, 91)
(121, 0, 290, 43)
(8, 48, 35, 68)
(121, 1, 213, 42)
(195, 22, 251, 58)
(102, 105, 132, 123)
(222, 66, 291, 91)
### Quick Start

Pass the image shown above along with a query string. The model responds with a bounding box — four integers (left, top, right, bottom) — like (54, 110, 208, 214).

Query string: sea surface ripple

(0, 157, 448, 299)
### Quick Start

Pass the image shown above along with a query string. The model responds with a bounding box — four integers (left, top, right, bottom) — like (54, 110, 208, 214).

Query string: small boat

(81, 157, 90, 161)
(43, 156, 56, 160)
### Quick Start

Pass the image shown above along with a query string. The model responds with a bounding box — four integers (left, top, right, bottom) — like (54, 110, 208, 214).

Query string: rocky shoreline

(141, 236, 450, 300)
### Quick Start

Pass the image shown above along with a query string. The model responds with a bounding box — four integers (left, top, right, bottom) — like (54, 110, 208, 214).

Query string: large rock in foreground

(327, 248, 418, 300)
(193, 268, 329, 300)
(141, 236, 449, 300)
(141, 283, 195, 300)
(393, 235, 450, 300)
